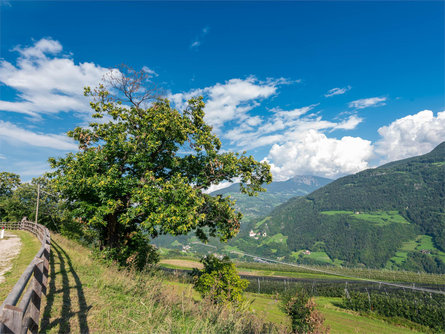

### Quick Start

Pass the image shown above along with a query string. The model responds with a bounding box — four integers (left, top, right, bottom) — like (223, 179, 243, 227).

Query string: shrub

(281, 289, 329, 334)
(192, 255, 249, 305)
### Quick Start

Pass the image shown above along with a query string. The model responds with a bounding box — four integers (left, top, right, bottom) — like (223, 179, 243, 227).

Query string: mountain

(211, 175, 332, 223)
(153, 175, 331, 250)
(254, 142, 445, 273)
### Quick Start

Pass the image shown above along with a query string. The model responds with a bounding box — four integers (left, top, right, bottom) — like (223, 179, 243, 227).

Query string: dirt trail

(0, 232, 22, 284)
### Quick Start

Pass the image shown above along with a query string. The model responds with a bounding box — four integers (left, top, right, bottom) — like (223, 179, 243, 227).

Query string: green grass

(223, 245, 241, 253)
(417, 235, 435, 250)
(39, 234, 284, 333)
(296, 251, 333, 264)
(159, 254, 445, 285)
(315, 297, 425, 334)
(163, 280, 423, 333)
(0, 230, 41, 301)
(255, 216, 271, 229)
(387, 234, 445, 268)
(158, 258, 353, 280)
(320, 210, 353, 215)
(261, 233, 288, 245)
(230, 261, 445, 285)
(321, 210, 410, 226)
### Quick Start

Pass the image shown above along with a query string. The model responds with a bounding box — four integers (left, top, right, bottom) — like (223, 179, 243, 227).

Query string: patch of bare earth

(160, 259, 203, 269)
(0, 233, 22, 284)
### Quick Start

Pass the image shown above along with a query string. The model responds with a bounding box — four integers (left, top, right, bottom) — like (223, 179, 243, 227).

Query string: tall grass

(39, 234, 288, 333)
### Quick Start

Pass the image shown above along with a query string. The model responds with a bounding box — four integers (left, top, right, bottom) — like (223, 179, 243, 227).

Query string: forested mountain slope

(211, 175, 332, 223)
(261, 142, 445, 272)
(154, 176, 331, 250)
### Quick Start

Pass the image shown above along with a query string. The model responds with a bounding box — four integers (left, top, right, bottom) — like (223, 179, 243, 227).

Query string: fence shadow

(39, 240, 90, 333)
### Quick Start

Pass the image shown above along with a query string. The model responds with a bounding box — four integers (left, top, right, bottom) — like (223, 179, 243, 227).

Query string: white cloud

(0, 121, 77, 150)
(170, 77, 286, 130)
(376, 110, 445, 162)
(348, 97, 387, 109)
(332, 115, 363, 130)
(142, 65, 158, 78)
(190, 27, 210, 50)
(266, 131, 373, 180)
(325, 86, 351, 97)
(203, 181, 233, 194)
(224, 104, 363, 151)
(0, 38, 110, 117)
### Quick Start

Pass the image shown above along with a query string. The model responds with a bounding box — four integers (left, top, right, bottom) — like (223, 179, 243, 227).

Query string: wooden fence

(0, 221, 51, 334)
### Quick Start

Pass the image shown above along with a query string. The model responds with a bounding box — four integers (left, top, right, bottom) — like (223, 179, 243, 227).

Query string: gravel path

(0, 232, 22, 284)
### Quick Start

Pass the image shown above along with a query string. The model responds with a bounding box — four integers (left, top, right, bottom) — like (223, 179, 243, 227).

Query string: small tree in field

(192, 255, 249, 305)
(49, 67, 272, 269)
(281, 289, 329, 334)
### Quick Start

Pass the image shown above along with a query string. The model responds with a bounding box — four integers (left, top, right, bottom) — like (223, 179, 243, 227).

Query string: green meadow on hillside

(3, 232, 437, 333)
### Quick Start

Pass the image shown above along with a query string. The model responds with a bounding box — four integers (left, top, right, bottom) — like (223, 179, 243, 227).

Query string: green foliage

(49, 68, 271, 268)
(281, 289, 328, 334)
(98, 232, 159, 270)
(0, 172, 20, 198)
(259, 142, 445, 272)
(342, 290, 445, 332)
(192, 255, 249, 305)
(0, 172, 21, 219)
(0, 174, 70, 231)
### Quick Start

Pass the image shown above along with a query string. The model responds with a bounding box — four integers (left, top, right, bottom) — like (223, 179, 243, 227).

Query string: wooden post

(35, 185, 40, 225)
(1, 305, 24, 333)
(26, 259, 44, 334)
(42, 245, 50, 295)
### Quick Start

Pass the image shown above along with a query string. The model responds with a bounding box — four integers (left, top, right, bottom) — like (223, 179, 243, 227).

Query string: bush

(281, 289, 329, 334)
(192, 255, 249, 305)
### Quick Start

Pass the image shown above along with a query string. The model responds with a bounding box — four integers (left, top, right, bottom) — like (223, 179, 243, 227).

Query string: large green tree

(49, 68, 271, 266)
(0, 172, 21, 219)
(0, 175, 67, 230)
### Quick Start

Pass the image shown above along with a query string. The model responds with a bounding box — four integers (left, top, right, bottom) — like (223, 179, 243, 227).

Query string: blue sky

(0, 1, 444, 183)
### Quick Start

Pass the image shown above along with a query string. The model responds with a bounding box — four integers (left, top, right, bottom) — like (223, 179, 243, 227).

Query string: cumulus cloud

(224, 104, 363, 151)
(376, 110, 445, 162)
(348, 97, 387, 109)
(0, 38, 110, 117)
(170, 77, 286, 130)
(0, 121, 77, 150)
(325, 86, 351, 97)
(266, 131, 373, 180)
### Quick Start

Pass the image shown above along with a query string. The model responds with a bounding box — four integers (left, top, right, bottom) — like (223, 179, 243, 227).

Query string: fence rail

(0, 221, 51, 334)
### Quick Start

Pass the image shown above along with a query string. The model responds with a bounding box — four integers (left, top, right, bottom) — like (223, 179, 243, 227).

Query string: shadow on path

(39, 240, 90, 333)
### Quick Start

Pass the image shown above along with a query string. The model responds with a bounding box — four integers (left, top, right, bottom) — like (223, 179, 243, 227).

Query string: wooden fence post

(42, 245, 50, 295)
(1, 305, 24, 333)
(23, 259, 44, 334)
(0, 222, 51, 334)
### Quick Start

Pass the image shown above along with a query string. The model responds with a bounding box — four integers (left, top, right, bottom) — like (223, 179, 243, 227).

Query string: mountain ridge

(257, 142, 445, 272)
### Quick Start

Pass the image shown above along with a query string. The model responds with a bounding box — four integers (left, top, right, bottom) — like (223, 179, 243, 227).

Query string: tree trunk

(106, 213, 120, 248)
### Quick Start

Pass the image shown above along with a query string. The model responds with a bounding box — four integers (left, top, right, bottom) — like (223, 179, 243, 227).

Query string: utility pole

(35, 184, 40, 225)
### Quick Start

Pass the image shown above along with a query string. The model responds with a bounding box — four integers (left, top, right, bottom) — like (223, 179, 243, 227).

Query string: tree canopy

(49, 68, 272, 267)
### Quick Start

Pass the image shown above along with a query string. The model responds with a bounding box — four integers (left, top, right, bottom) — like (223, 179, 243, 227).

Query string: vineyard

(160, 256, 445, 333)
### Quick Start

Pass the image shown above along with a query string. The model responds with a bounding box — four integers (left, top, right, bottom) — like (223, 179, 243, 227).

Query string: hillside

(14, 232, 431, 334)
(211, 175, 332, 223)
(154, 175, 331, 249)
(255, 142, 445, 272)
